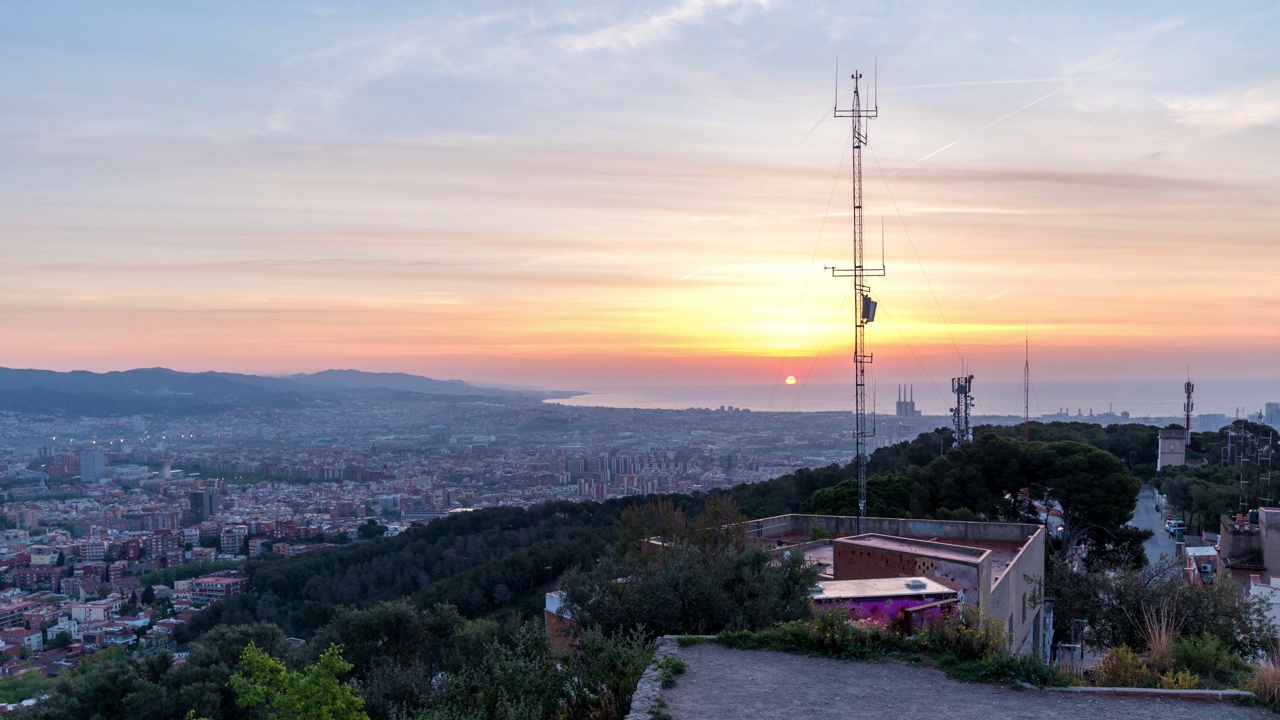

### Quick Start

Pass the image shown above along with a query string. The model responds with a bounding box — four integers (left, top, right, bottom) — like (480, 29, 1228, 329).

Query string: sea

(548, 378, 1280, 420)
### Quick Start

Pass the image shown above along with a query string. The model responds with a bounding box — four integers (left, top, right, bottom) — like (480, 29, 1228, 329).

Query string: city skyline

(3, 2, 1279, 392)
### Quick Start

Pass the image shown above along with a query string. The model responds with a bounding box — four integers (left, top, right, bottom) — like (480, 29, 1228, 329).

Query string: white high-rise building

(79, 450, 106, 482)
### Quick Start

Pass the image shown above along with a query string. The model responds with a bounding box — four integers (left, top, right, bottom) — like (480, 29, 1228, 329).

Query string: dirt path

(660, 644, 1271, 720)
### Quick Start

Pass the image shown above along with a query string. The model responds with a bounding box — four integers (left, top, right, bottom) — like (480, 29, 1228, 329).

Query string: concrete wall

(985, 525, 1045, 655)
(1260, 509, 1280, 578)
(751, 514, 1042, 545)
(832, 540, 986, 599)
(1219, 514, 1264, 591)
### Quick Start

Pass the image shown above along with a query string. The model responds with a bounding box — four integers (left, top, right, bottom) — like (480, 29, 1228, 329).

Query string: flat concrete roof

(929, 538, 1025, 585)
(1186, 546, 1218, 558)
(836, 534, 988, 564)
(812, 577, 956, 601)
(802, 544, 833, 573)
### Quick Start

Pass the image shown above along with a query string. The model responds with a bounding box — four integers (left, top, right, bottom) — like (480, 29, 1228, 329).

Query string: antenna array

(1184, 380, 1194, 448)
(1221, 416, 1276, 511)
(951, 374, 974, 445)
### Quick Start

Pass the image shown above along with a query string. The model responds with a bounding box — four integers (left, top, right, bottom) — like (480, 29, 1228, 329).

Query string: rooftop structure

(746, 513, 1046, 656)
(810, 576, 955, 603)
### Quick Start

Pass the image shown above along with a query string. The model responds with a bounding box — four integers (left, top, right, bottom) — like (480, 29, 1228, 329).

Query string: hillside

(0, 367, 554, 415)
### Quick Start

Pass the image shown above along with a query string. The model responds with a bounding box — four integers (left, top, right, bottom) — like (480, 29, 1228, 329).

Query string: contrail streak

(679, 265, 712, 281)
(888, 22, 1179, 176)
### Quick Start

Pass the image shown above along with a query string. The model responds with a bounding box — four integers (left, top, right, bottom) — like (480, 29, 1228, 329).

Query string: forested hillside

(193, 463, 856, 638)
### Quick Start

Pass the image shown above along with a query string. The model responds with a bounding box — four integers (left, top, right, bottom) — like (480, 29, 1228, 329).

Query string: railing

(1055, 662, 1090, 682)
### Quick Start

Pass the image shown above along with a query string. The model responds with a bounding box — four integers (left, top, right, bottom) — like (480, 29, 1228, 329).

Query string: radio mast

(827, 69, 883, 533)
(1184, 377, 1194, 447)
(1022, 331, 1030, 442)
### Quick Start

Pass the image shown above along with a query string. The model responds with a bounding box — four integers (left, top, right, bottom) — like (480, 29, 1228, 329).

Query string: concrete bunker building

(746, 514, 1046, 655)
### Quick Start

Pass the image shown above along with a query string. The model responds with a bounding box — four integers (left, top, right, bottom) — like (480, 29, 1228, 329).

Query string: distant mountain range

(0, 367, 572, 416)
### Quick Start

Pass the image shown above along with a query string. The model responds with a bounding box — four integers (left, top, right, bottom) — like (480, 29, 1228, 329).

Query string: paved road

(660, 644, 1269, 720)
(1131, 485, 1178, 563)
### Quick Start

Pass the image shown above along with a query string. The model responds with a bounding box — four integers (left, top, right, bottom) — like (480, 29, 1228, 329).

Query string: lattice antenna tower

(1184, 376, 1194, 448)
(951, 373, 974, 445)
(826, 66, 883, 533)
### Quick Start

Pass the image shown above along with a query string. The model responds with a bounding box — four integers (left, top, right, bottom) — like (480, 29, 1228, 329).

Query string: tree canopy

(802, 432, 1141, 556)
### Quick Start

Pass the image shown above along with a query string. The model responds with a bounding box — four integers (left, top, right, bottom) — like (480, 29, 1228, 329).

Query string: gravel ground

(660, 644, 1273, 720)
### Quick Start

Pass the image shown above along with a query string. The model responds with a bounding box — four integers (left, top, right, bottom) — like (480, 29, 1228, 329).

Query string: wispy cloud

(889, 17, 1188, 176)
(558, 0, 771, 53)
(1162, 84, 1280, 131)
(275, 13, 520, 117)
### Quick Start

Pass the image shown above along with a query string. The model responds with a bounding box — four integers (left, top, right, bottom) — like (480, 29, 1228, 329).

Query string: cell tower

(951, 374, 974, 445)
(826, 68, 882, 533)
(1184, 378, 1194, 447)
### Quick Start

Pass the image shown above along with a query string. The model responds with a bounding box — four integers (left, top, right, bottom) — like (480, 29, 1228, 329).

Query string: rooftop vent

(905, 579, 927, 590)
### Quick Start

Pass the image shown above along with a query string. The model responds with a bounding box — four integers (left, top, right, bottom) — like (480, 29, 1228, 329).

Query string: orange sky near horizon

(2, 2, 1278, 392)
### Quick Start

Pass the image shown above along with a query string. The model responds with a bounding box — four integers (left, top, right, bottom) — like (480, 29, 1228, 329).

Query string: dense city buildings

(0, 390, 1272, 694)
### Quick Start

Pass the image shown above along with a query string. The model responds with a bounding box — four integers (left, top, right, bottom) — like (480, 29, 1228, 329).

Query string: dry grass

(1138, 601, 1182, 672)
(1247, 653, 1280, 705)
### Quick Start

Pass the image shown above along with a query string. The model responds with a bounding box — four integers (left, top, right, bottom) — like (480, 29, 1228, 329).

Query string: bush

(1171, 632, 1249, 686)
(1092, 645, 1152, 687)
(920, 605, 1010, 661)
(717, 610, 908, 661)
(717, 622, 812, 654)
(809, 608, 858, 654)
(1157, 669, 1199, 689)
(657, 656, 686, 689)
(939, 654, 1074, 687)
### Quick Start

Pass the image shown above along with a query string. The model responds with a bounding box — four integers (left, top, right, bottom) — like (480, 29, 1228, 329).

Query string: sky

(2, 1, 1278, 401)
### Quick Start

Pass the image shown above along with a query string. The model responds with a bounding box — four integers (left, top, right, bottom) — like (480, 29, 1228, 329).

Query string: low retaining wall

(624, 636, 681, 720)
(1025, 683, 1255, 701)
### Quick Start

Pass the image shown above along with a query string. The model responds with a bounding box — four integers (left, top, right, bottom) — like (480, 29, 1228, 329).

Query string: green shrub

(656, 656, 686, 689)
(809, 608, 857, 654)
(674, 636, 711, 648)
(1158, 669, 1200, 689)
(920, 605, 1010, 661)
(1171, 632, 1249, 686)
(939, 653, 1074, 687)
(717, 621, 811, 653)
(1092, 645, 1152, 687)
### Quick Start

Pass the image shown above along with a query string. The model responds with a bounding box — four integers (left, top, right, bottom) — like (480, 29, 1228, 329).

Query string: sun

(785, 375, 796, 385)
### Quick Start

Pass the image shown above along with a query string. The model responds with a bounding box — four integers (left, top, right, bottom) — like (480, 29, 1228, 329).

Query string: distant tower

(951, 375, 974, 445)
(826, 68, 882, 532)
(1157, 428, 1187, 471)
(1022, 334, 1030, 442)
(1184, 378, 1194, 447)
(896, 385, 917, 418)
